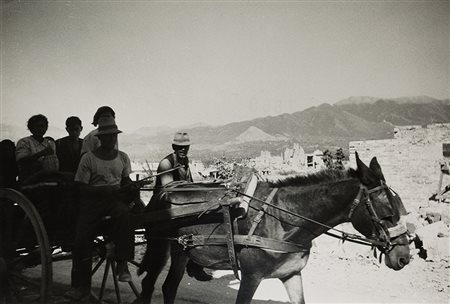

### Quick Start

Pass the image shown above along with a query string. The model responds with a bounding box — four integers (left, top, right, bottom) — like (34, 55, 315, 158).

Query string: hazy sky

(1, 0, 449, 135)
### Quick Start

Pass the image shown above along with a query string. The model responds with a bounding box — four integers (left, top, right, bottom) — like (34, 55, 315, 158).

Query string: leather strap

(348, 185, 364, 219)
(239, 174, 258, 213)
(222, 204, 240, 280)
(247, 188, 278, 236)
(177, 234, 311, 253)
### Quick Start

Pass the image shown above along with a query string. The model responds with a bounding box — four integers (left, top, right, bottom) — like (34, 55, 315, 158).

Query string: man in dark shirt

(136, 132, 212, 304)
(154, 132, 212, 281)
(56, 116, 83, 174)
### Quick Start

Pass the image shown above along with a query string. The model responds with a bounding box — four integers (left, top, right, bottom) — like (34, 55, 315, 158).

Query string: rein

(231, 181, 406, 252)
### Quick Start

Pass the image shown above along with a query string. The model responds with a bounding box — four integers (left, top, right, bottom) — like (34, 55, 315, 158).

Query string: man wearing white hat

(137, 131, 212, 304)
(65, 116, 135, 301)
(155, 131, 192, 187)
(157, 131, 212, 280)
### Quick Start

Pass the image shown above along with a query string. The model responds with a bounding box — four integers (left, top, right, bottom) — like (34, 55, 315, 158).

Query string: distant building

(251, 143, 325, 175)
(307, 149, 325, 169)
(284, 143, 306, 168)
(253, 150, 283, 174)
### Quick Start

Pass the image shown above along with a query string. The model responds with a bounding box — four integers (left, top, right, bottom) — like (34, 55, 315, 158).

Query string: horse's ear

(355, 152, 373, 185)
(355, 151, 364, 170)
(369, 157, 385, 181)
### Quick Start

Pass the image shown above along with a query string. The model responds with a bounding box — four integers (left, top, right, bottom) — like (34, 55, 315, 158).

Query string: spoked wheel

(0, 188, 52, 303)
(90, 231, 146, 303)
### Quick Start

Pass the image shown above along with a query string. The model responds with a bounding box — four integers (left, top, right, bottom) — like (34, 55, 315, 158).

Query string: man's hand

(120, 176, 150, 191)
(39, 146, 54, 157)
(134, 179, 153, 188)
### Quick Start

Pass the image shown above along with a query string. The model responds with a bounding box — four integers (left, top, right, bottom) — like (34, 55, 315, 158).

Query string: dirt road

(44, 237, 448, 304)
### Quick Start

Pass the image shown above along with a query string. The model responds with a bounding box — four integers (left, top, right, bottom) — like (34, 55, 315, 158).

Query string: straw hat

(95, 116, 122, 136)
(172, 131, 190, 146)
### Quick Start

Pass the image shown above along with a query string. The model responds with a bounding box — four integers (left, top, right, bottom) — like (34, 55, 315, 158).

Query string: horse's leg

(162, 244, 189, 304)
(235, 272, 263, 304)
(133, 239, 171, 304)
(281, 273, 305, 304)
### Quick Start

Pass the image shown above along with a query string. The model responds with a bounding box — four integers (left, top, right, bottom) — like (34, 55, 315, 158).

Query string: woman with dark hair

(15, 114, 59, 183)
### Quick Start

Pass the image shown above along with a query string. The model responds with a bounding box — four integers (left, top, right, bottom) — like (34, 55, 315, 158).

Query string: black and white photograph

(0, 1, 449, 303)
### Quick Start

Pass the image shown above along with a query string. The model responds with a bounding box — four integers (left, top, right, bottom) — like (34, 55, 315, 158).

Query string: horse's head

(351, 152, 410, 270)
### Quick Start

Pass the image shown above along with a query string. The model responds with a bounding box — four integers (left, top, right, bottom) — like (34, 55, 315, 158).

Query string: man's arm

(157, 159, 174, 186)
(16, 139, 53, 166)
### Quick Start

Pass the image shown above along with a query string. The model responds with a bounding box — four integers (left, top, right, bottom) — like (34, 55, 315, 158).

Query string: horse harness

(174, 184, 311, 280)
(163, 179, 408, 280)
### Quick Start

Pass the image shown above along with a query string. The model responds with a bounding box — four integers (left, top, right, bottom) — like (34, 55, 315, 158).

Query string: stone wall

(349, 123, 450, 212)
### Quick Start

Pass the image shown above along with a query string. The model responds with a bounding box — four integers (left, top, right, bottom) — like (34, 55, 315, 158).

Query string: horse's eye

(381, 215, 394, 223)
(375, 192, 388, 203)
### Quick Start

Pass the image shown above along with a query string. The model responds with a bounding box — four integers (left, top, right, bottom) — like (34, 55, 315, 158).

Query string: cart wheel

(0, 188, 52, 303)
(90, 231, 145, 303)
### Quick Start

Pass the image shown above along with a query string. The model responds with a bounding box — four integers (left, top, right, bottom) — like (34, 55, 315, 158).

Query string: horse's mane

(269, 168, 358, 188)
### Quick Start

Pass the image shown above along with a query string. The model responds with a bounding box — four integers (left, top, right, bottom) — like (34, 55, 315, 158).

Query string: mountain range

(2, 96, 449, 162)
(122, 96, 450, 161)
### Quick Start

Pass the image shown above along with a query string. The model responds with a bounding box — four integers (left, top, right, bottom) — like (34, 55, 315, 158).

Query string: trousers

(71, 196, 134, 289)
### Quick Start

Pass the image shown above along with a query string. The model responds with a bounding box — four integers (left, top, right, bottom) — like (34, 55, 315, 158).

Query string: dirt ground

(42, 237, 449, 304)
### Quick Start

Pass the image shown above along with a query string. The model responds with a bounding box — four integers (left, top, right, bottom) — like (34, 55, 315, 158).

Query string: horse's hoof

(186, 264, 213, 281)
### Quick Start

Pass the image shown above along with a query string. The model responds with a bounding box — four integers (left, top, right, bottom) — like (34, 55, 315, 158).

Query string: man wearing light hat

(66, 116, 135, 301)
(155, 131, 192, 187)
(136, 131, 212, 303)
(156, 131, 212, 280)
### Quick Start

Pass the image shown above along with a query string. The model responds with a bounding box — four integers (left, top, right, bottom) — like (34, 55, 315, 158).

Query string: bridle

(346, 180, 409, 253)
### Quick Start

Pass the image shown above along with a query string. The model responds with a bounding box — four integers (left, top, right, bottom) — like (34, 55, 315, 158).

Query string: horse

(134, 153, 411, 304)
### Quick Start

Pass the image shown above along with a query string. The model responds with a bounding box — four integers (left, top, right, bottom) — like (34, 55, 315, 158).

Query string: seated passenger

(56, 116, 83, 175)
(15, 114, 59, 184)
(80, 106, 116, 155)
(65, 116, 135, 301)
